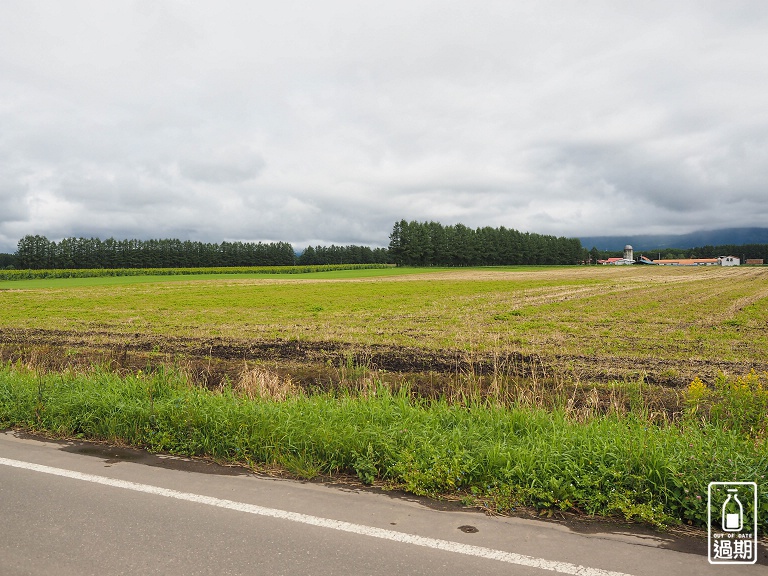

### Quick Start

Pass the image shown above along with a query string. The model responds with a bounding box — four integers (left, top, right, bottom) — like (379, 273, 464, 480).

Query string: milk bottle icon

(722, 488, 743, 532)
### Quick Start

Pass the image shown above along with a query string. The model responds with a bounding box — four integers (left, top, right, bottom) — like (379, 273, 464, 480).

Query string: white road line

(0, 456, 633, 576)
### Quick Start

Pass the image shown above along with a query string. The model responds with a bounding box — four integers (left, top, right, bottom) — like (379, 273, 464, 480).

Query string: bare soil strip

(2, 328, 764, 391)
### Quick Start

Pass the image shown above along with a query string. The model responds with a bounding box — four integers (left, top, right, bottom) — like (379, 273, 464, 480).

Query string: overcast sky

(2, 1, 767, 253)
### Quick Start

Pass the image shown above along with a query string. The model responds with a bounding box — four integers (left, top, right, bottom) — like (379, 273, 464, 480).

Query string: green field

(2, 265, 768, 380)
(1, 265, 767, 533)
(0, 265, 425, 289)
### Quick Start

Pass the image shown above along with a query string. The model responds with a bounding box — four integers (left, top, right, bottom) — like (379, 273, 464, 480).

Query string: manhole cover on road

(458, 525, 479, 533)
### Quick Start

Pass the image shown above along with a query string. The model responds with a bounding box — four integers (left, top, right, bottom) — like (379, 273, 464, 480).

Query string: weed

(2, 363, 766, 533)
(685, 371, 768, 437)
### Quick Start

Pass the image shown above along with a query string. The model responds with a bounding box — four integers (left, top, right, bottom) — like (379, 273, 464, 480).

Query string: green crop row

(0, 263, 393, 281)
(1, 362, 765, 533)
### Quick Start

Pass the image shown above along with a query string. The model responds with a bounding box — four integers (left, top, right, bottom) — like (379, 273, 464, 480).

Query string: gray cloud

(1, 1, 768, 253)
(178, 147, 266, 184)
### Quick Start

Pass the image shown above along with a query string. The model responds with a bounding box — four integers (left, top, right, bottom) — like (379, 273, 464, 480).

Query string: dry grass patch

(234, 365, 301, 401)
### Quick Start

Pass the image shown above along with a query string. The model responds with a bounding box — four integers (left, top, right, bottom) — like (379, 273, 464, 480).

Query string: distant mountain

(579, 227, 768, 252)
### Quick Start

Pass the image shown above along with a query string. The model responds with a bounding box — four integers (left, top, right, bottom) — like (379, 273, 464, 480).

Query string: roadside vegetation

(0, 361, 765, 534)
(1, 265, 767, 534)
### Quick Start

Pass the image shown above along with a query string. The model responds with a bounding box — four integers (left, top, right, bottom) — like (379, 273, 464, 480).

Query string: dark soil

(1, 327, 765, 415)
(2, 327, 763, 380)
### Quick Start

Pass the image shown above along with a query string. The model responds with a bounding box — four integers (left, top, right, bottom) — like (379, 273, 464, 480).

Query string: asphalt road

(0, 431, 763, 575)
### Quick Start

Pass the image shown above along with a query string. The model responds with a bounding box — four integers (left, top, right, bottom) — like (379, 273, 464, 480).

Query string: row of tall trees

(297, 245, 391, 265)
(14, 235, 296, 269)
(388, 220, 583, 266)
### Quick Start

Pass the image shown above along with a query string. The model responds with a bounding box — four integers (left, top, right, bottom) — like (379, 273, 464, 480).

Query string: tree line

(388, 220, 583, 266)
(297, 244, 391, 265)
(665, 243, 768, 262)
(8, 235, 393, 270)
(13, 235, 296, 269)
(7, 227, 766, 271)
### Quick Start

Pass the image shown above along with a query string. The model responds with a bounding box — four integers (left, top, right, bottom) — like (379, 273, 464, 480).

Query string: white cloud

(1, 0, 768, 252)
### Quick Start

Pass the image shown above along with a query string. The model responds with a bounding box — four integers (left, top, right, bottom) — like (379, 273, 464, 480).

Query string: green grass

(2, 266, 768, 369)
(1, 362, 765, 533)
(0, 265, 430, 290)
(0, 264, 419, 287)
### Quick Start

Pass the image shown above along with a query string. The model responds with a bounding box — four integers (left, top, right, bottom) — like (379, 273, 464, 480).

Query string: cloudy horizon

(2, 1, 767, 253)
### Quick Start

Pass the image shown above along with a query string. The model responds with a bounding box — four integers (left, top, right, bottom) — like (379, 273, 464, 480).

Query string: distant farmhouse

(600, 245, 741, 266)
(643, 255, 740, 266)
(597, 245, 636, 265)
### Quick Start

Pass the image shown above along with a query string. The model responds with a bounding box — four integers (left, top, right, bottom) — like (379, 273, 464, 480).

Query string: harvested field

(2, 265, 767, 396)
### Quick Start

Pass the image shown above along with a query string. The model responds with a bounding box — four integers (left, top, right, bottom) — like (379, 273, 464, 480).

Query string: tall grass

(1, 362, 765, 533)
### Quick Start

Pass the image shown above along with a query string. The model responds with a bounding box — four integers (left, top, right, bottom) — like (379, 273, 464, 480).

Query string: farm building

(653, 258, 719, 266)
(598, 245, 635, 265)
(599, 244, 743, 267)
(637, 255, 741, 266)
(598, 257, 636, 265)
